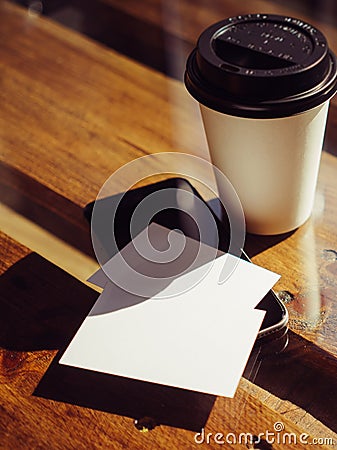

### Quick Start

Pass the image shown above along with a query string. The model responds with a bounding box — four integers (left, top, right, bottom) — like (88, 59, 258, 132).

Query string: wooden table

(1, 1, 337, 448)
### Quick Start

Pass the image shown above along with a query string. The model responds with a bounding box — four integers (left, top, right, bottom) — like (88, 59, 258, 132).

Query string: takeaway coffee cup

(185, 14, 337, 234)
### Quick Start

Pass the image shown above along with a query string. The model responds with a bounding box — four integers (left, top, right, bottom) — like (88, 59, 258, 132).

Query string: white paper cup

(200, 101, 329, 234)
(185, 14, 337, 234)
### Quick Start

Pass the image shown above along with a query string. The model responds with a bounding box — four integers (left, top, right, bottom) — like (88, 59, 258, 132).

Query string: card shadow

(0, 252, 215, 432)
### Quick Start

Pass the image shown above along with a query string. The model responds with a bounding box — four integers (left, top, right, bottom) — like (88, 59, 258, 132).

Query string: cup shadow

(0, 252, 215, 432)
(207, 196, 296, 258)
(244, 230, 296, 258)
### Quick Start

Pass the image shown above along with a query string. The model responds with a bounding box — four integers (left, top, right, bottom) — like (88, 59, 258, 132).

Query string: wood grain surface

(1, 0, 337, 448)
(0, 231, 333, 449)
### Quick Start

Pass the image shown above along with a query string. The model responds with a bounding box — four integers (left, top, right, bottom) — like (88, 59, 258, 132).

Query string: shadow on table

(244, 230, 296, 259)
(244, 329, 337, 434)
(0, 161, 93, 257)
(1, 252, 337, 433)
(0, 158, 294, 266)
(0, 252, 215, 432)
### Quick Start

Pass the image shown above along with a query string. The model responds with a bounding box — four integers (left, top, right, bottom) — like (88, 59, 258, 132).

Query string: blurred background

(9, 0, 337, 81)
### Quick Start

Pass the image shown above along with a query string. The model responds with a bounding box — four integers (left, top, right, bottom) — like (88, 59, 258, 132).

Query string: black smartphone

(84, 177, 288, 353)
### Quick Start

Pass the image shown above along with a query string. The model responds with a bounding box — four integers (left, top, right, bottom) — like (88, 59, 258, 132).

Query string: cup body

(200, 102, 329, 234)
(185, 14, 337, 234)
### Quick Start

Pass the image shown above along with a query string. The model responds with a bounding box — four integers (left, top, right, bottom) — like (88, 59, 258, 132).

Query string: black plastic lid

(185, 14, 337, 118)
